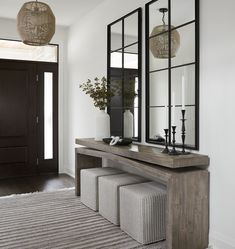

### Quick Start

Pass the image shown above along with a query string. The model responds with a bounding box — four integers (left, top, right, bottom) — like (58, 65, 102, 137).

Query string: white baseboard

(60, 166, 75, 178)
(64, 171, 75, 179)
(210, 231, 235, 249)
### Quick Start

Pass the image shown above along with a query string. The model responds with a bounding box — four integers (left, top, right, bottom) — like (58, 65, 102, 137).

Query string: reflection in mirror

(171, 23, 195, 67)
(149, 2, 169, 71)
(109, 70, 123, 136)
(149, 70, 168, 107)
(150, 8, 180, 59)
(149, 0, 168, 37)
(149, 107, 168, 143)
(149, 70, 168, 143)
(149, 6, 180, 71)
(171, 65, 195, 146)
(124, 13, 138, 46)
(171, 0, 195, 26)
(124, 53, 138, 69)
(171, 65, 195, 108)
(146, 0, 199, 150)
(111, 50, 122, 68)
(111, 22, 122, 51)
(133, 78, 139, 138)
(108, 8, 142, 141)
(124, 44, 138, 69)
(149, 37, 168, 71)
(172, 106, 195, 146)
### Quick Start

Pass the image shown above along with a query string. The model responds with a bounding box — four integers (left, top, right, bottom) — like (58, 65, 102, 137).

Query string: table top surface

(75, 138, 209, 169)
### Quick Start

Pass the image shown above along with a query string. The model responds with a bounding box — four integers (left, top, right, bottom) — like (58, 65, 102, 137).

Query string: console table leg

(166, 171, 209, 249)
(75, 149, 102, 196)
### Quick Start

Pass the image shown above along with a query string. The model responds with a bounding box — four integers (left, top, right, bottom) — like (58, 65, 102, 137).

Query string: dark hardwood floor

(0, 174, 74, 197)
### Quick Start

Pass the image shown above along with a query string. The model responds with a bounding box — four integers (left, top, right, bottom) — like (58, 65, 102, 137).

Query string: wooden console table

(75, 138, 210, 249)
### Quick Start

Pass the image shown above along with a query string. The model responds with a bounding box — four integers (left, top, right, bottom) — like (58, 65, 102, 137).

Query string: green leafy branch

(79, 77, 114, 110)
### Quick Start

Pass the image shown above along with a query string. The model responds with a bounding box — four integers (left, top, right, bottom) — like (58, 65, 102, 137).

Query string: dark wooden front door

(0, 60, 58, 179)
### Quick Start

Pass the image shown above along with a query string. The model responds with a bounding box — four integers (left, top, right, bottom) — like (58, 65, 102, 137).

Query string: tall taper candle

(172, 92, 176, 126)
(182, 75, 185, 110)
(165, 105, 168, 128)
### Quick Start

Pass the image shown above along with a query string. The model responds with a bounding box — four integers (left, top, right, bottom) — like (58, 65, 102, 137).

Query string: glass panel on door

(44, 72, 53, 160)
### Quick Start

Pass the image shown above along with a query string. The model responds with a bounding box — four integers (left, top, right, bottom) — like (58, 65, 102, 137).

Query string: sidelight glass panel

(44, 72, 53, 160)
(134, 77, 139, 137)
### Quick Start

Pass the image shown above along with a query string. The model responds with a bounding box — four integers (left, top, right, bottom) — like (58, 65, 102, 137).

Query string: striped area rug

(0, 189, 166, 249)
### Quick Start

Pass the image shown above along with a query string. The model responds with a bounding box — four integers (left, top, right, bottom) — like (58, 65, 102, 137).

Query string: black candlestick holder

(161, 128, 169, 154)
(169, 126, 180, 155)
(181, 109, 190, 155)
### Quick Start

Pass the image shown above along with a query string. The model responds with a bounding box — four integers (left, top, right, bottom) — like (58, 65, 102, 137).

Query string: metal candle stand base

(180, 151, 190, 155)
(169, 126, 180, 155)
(169, 148, 181, 156)
(161, 109, 191, 156)
(180, 109, 190, 155)
(161, 129, 169, 154)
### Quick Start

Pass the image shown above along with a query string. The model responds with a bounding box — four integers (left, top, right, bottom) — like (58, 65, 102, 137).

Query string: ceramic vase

(95, 109, 110, 141)
(124, 109, 133, 138)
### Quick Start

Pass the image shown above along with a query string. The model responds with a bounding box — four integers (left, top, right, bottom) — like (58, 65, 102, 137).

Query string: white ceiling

(0, 0, 105, 26)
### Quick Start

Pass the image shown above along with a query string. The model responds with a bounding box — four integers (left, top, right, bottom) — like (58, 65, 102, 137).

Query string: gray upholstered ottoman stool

(98, 173, 147, 225)
(81, 167, 123, 211)
(120, 182, 167, 245)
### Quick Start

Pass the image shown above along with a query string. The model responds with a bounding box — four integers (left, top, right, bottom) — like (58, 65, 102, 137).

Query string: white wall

(66, 0, 149, 175)
(200, 0, 235, 248)
(0, 17, 68, 174)
(66, 0, 235, 248)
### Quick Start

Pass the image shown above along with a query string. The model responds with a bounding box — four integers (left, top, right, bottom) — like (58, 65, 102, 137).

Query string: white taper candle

(172, 91, 176, 126)
(182, 75, 185, 110)
(165, 105, 168, 128)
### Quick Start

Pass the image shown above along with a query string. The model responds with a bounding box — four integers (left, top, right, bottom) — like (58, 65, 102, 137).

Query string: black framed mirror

(107, 8, 142, 142)
(145, 0, 199, 149)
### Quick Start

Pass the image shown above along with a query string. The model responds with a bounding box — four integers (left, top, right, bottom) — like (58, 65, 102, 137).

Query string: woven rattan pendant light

(17, 0, 56, 46)
(150, 8, 180, 58)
